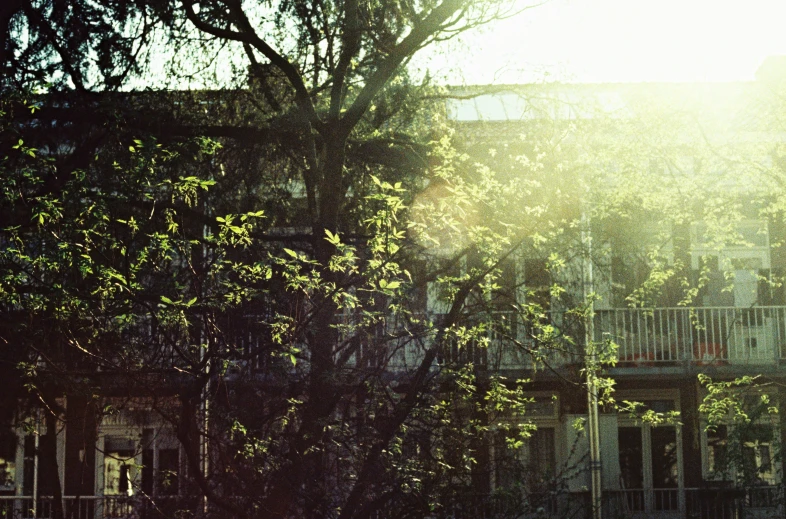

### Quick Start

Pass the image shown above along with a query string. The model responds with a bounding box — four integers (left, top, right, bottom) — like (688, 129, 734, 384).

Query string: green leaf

(324, 229, 341, 245)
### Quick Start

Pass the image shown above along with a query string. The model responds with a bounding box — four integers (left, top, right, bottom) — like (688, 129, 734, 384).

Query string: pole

(582, 211, 602, 519)
(32, 409, 39, 519)
(201, 221, 210, 515)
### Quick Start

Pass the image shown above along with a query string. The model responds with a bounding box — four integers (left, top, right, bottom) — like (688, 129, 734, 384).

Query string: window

(0, 418, 65, 497)
(0, 429, 16, 490)
(97, 425, 182, 498)
(103, 436, 138, 496)
(740, 425, 777, 486)
(615, 393, 682, 513)
(691, 220, 771, 308)
(493, 427, 556, 493)
(491, 394, 559, 498)
(701, 390, 780, 487)
(706, 425, 728, 478)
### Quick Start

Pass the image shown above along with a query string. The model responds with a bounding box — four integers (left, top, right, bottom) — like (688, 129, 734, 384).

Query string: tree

(5, 5, 786, 519)
(1, 2, 556, 519)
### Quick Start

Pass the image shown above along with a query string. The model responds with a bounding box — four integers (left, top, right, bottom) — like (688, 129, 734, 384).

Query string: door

(618, 424, 683, 517)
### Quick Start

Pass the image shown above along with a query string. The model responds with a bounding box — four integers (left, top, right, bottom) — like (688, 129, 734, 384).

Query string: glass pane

(758, 445, 772, 473)
(0, 430, 16, 488)
(618, 427, 643, 489)
(142, 449, 153, 495)
(493, 427, 555, 493)
(650, 427, 678, 489)
(640, 400, 675, 413)
(707, 425, 729, 477)
(104, 436, 138, 496)
(157, 449, 180, 495)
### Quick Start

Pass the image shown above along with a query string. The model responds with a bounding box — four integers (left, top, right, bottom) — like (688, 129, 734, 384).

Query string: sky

(418, 0, 786, 85)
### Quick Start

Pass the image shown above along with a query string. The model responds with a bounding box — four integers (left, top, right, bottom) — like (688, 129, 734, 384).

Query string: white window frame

(615, 389, 684, 513)
(95, 408, 183, 499)
(690, 219, 771, 271)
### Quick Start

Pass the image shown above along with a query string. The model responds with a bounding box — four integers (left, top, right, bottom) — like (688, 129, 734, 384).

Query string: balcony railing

(436, 306, 786, 369)
(440, 487, 779, 518)
(603, 486, 781, 518)
(596, 306, 786, 366)
(221, 306, 786, 372)
(0, 495, 195, 519)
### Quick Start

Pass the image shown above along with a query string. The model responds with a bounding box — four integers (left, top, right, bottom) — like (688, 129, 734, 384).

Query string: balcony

(436, 306, 786, 371)
(221, 306, 786, 372)
(596, 306, 786, 367)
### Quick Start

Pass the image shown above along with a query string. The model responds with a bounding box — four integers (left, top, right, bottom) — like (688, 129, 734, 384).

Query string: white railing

(436, 306, 786, 369)
(596, 306, 786, 366)
(434, 310, 578, 370)
(229, 306, 786, 371)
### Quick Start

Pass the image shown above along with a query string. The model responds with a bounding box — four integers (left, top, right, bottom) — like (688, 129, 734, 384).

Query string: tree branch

(340, 0, 468, 135)
(181, 0, 323, 133)
(329, 0, 361, 120)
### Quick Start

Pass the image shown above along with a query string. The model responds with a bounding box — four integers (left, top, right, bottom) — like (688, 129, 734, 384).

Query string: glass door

(618, 425, 682, 516)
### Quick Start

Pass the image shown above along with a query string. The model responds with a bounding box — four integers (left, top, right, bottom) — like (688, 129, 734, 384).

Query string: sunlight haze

(423, 0, 786, 84)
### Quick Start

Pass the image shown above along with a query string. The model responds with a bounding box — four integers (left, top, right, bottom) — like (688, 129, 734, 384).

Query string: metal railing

(2, 487, 775, 519)
(0, 495, 194, 519)
(596, 306, 786, 366)
(440, 487, 780, 518)
(439, 306, 786, 369)
(437, 491, 584, 519)
(603, 486, 781, 518)
(436, 310, 580, 369)
(221, 306, 786, 371)
(603, 488, 681, 515)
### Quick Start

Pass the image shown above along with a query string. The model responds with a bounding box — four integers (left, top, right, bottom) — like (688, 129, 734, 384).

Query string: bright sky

(420, 0, 786, 84)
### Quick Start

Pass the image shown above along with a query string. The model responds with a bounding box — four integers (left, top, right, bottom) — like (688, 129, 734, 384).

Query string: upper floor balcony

(218, 304, 786, 375)
(435, 305, 786, 373)
(595, 305, 786, 368)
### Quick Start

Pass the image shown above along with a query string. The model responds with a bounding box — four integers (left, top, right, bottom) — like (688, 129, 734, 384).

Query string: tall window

(491, 395, 559, 500)
(103, 436, 138, 496)
(97, 426, 182, 498)
(0, 429, 16, 490)
(701, 389, 780, 491)
(615, 395, 682, 513)
(493, 427, 556, 494)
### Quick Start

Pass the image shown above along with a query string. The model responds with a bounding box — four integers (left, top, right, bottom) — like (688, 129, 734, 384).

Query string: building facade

(4, 64, 786, 519)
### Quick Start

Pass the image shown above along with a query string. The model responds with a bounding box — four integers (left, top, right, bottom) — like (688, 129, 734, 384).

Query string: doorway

(618, 424, 683, 516)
